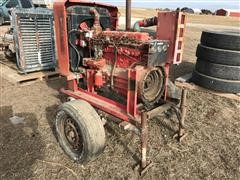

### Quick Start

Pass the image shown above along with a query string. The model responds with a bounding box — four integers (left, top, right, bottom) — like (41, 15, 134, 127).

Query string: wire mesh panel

(11, 8, 56, 73)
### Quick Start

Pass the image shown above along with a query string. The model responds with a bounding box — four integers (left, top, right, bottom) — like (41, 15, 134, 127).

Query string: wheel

(201, 30, 240, 51)
(195, 59, 240, 80)
(191, 70, 240, 93)
(55, 100, 106, 163)
(196, 44, 240, 66)
(4, 49, 15, 60)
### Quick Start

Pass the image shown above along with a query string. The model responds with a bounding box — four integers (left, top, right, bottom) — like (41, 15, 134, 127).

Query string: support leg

(179, 89, 187, 136)
(137, 112, 153, 176)
(141, 112, 148, 169)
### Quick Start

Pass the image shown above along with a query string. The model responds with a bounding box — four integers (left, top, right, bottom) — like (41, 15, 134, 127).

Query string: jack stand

(134, 111, 154, 176)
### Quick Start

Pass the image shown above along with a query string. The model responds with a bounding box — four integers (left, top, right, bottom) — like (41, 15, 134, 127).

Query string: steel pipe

(133, 16, 157, 32)
(126, 0, 131, 30)
(141, 111, 148, 169)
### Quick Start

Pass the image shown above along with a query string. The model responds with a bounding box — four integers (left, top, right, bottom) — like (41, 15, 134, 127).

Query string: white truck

(32, 0, 53, 8)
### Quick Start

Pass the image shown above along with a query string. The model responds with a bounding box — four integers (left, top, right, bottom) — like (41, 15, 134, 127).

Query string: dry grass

(0, 9, 240, 179)
(118, 7, 240, 27)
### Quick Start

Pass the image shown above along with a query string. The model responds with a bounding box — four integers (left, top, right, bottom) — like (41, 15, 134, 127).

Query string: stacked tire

(192, 30, 240, 93)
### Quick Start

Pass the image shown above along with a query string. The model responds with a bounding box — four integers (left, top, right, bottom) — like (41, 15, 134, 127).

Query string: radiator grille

(12, 8, 56, 73)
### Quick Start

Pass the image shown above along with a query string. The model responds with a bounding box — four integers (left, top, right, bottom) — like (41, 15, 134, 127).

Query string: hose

(133, 16, 158, 32)
(171, 105, 185, 129)
(68, 29, 81, 71)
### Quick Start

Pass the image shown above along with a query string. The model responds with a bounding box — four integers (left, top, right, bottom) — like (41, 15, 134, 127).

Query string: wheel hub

(64, 118, 83, 151)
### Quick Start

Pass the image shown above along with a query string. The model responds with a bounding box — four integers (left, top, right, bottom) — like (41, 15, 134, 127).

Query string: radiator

(11, 8, 56, 73)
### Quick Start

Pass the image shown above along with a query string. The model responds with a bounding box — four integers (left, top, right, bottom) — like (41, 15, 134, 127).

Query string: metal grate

(11, 8, 56, 73)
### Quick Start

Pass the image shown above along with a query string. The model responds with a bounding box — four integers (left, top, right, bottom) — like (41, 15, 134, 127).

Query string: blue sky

(95, 0, 240, 11)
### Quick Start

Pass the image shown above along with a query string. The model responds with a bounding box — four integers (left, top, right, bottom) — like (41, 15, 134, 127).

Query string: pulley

(138, 68, 165, 105)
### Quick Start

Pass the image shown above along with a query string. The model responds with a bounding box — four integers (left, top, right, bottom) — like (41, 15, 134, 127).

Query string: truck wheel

(55, 100, 106, 163)
(4, 49, 15, 60)
(191, 70, 240, 93)
(195, 59, 240, 80)
(201, 30, 240, 51)
(196, 44, 240, 66)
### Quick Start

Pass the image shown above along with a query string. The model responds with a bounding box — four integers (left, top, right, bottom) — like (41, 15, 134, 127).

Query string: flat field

(0, 8, 240, 179)
(118, 7, 240, 27)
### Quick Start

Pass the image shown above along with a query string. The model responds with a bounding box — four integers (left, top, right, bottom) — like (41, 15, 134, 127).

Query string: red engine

(54, 1, 186, 119)
(79, 28, 169, 106)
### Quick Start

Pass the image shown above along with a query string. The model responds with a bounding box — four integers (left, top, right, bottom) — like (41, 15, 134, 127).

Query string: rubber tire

(201, 30, 240, 51)
(195, 59, 240, 80)
(196, 44, 240, 66)
(191, 70, 240, 93)
(4, 49, 15, 61)
(55, 100, 105, 163)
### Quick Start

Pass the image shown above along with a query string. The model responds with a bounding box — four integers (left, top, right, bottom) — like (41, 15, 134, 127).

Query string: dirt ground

(0, 12, 240, 179)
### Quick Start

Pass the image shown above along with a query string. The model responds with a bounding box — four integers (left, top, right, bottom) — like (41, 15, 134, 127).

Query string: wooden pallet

(175, 73, 240, 101)
(0, 63, 60, 86)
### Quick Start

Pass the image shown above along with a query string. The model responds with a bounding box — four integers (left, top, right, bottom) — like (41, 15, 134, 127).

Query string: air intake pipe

(133, 16, 158, 32)
(90, 8, 102, 34)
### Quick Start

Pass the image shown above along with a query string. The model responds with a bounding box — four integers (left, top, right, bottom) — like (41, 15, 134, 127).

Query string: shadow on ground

(45, 104, 59, 142)
(170, 60, 195, 80)
(0, 106, 44, 179)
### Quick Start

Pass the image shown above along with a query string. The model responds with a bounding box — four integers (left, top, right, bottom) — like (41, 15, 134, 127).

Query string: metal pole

(141, 111, 148, 169)
(179, 89, 187, 137)
(126, 0, 131, 30)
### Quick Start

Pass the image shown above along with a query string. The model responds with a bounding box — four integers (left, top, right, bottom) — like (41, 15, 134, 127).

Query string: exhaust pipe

(126, 0, 131, 30)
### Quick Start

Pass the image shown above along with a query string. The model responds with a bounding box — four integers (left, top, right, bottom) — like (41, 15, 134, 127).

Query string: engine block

(63, 5, 172, 106)
(92, 31, 169, 68)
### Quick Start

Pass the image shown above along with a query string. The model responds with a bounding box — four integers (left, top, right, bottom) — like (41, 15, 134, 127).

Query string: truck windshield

(19, 0, 33, 8)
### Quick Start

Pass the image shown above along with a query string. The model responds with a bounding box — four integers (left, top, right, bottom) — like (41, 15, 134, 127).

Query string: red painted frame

(54, 0, 118, 77)
(156, 12, 186, 65)
(64, 68, 140, 122)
